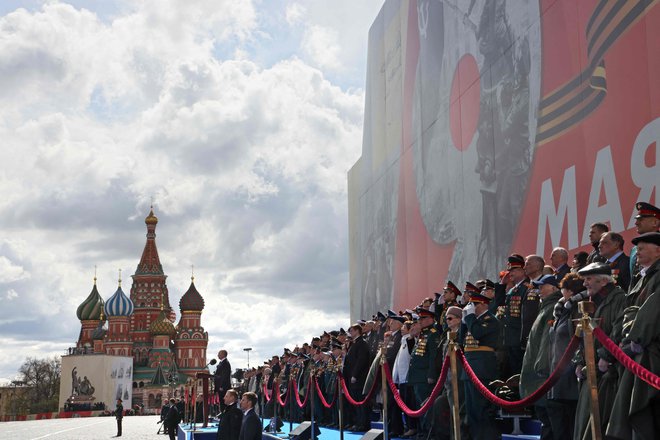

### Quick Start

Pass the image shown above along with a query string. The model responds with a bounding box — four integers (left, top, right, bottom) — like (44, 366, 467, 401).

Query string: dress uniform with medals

(460, 289, 500, 440)
(407, 308, 441, 435)
(496, 254, 529, 377)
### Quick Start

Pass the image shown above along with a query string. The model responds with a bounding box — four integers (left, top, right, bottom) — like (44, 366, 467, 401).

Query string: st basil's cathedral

(67, 208, 209, 411)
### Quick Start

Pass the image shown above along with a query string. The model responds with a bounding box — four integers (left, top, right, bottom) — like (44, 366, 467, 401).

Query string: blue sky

(0, 0, 383, 381)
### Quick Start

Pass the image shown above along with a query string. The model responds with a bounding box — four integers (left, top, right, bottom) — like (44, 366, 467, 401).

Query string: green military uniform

(407, 322, 441, 435)
(573, 283, 626, 440)
(607, 257, 660, 439)
(460, 309, 500, 440)
(519, 290, 561, 398)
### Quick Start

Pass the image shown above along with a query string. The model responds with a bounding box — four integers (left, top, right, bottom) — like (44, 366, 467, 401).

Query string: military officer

(494, 254, 529, 378)
(436, 281, 462, 325)
(629, 201, 659, 288)
(407, 308, 441, 437)
(460, 289, 501, 440)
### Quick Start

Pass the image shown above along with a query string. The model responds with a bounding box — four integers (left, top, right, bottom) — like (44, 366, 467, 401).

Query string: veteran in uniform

(495, 254, 529, 378)
(573, 262, 626, 440)
(629, 202, 660, 288)
(407, 308, 441, 437)
(460, 288, 500, 440)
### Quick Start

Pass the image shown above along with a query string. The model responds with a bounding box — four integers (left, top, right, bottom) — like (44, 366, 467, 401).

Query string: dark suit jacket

(239, 409, 261, 440)
(217, 402, 242, 440)
(609, 252, 631, 292)
(554, 264, 571, 285)
(164, 404, 180, 428)
(343, 335, 370, 385)
(214, 359, 232, 395)
(384, 330, 402, 366)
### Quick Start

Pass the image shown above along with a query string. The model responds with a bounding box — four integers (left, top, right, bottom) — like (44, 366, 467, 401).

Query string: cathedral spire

(136, 206, 163, 275)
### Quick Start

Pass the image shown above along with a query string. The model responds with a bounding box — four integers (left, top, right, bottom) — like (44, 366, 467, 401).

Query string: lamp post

(243, 348, 252, 369)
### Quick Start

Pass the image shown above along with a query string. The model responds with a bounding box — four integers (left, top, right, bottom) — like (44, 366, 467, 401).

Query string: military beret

(631, 231, 660, 246)
(635, 201, 659, 219)
(577, 262, 612, 276)
(444, 280, 462, 297)
(507, 254, 525, 270)
(532, 274, 559, 287)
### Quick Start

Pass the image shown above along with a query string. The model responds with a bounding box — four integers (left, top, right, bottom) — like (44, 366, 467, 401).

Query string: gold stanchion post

(448, 331, 461, 440)
(338, 373, 344, 440)
(380, 345, 389, 440)
(577, 301, 602, 440)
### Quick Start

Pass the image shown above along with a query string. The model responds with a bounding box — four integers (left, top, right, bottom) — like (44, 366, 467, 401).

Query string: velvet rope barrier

(383, 355, 449, 417)
(458, 335, 580, 409)
(292, 378, 311, 408)
(592, 327, 660, 390)
(313, 376, 337, 408)
(263, 381, 272, 403)
(337, 370, 380, 406)
(275, 378, 290, 407)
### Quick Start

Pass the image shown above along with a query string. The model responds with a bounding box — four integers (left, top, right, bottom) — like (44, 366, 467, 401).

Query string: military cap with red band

(635, 201, 659, 219)
(444, 280, 462, 297)
(507, 254, 525, 270)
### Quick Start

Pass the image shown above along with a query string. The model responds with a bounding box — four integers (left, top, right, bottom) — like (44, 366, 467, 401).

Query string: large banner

(348, 0, 659, 319)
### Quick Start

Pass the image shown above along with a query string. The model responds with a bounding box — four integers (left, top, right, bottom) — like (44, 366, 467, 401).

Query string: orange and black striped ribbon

(536, 0, 658, 145)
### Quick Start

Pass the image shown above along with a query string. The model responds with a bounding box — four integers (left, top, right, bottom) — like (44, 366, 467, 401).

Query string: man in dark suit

(550, 247, 571, 284)
(343, 324, 371, 431)
(114, 399, 123, 437)
(217, 389, 242, 440)
(239, 392, 261, 440)
(214, 350, 232, 411)
(164, 398, 181, 440)
(586, 222, 609, 264)
(599, 231, 631, 291)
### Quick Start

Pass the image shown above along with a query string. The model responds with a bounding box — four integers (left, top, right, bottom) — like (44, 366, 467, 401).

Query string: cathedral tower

(174, 278, 209, 376)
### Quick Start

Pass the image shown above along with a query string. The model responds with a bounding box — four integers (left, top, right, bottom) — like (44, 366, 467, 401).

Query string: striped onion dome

(179, 279, 204, 312)
(76, 281, 104, 321)
(104, 284, 134, 317)
(150, 309, 176, 336)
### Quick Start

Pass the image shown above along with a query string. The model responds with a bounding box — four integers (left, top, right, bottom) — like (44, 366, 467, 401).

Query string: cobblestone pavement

(0, 415, 172, 440)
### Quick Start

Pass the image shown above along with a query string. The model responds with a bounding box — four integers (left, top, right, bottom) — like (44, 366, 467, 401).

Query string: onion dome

(76, 279, 104, 321)
(145, 207, 158, 225)
(179, 278, 204, 312)
(150, 309, 176, 336)
(104, 276, 134, 317)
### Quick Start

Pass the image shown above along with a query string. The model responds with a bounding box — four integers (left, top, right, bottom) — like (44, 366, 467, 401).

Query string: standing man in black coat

(343, 324, 371, 431)
(214, 350, 232, 411)
(114, 399, 123, 437)
(239, 392, 261, 440)
(164, 398, 181, 440)
(599, 231, 631, 291)
(217, 389, 242, 440)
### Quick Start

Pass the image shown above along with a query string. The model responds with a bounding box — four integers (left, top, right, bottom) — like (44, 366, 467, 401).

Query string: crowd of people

(210, 201, 658, 440)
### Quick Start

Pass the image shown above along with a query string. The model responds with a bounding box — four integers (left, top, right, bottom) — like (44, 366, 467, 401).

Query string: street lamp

(243, 348, 252, 369)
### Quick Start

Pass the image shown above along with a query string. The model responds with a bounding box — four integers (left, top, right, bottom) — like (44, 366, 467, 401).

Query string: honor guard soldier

(460, 289, 501, 440)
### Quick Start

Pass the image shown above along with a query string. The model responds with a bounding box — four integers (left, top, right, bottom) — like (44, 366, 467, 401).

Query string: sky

(0, 0, 384, 383)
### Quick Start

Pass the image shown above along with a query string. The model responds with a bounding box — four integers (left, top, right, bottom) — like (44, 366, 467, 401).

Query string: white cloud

(285, 3, 306, 25)
(5, 289, 18, 300)
(0, 257, 29, 283)
(302, 25, 342, 71)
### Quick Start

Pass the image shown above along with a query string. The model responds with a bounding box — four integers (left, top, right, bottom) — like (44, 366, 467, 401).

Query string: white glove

(575, 365, 585, 379)
(463, 303, 475, 316)
(350, 377, 357, 384)
(598, 359, 610, 373)
(437, 294, 445, 305)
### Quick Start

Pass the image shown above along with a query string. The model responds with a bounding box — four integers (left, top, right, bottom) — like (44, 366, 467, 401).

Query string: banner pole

(449, 331, 461, 440)
(578, 301, 602, 440)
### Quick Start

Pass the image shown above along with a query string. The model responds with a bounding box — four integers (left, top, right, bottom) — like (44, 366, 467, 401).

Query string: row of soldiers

(237, 202, 659, 440)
